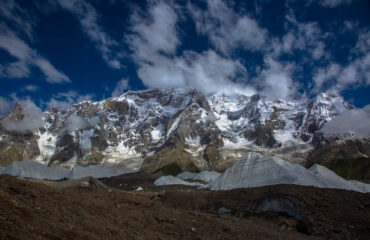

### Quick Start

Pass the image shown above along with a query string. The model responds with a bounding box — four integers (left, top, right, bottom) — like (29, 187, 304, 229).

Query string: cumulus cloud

(45, 90, 94, 110)
(280, 12, 328, 60)
(0, 25, 70, 83)
(0, 97, 13, 116)
(313, 54, 370, 94)
(313, 63, 342, 92)
(259, 57, 296, 100)
(63, 114, 99, 132)
(321, 105, 370, 138)
(2, 99, 43, 133)
(24, 85, 40, 92)
(111, 78, 129, 97)
(137, 50, 254, 95)
(128, 0, 255, 96)
(188, 0, 267, 54)
(319, 0, 354, 8)
(0, 0, 37, 40)
(57, 0, 122, 69)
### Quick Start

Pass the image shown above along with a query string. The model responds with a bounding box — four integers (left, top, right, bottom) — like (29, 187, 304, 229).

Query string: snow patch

(35, 131, 58, 164)
(151, 124, 163, 142)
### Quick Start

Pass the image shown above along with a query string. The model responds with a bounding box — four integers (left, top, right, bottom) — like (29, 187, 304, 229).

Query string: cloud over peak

(128, 0, 255, 96)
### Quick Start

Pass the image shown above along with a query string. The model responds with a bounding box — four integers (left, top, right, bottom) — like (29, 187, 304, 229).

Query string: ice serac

(207, 152, 326, 190)
(0, 88, 360, 176)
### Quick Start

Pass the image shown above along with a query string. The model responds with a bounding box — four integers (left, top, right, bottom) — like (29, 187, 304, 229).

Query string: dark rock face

(0, 106, 40, 166)
(307, 137, 370, 180)
(49, 134, 80, 166)
(0, 89, 364, 176)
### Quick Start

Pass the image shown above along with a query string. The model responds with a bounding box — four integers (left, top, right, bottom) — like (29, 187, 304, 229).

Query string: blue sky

(0, 0, 369, 115)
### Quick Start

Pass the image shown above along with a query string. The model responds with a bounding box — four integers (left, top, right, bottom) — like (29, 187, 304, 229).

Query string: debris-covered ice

(154, 175, 205, 187)
(0, 166, 5, 174)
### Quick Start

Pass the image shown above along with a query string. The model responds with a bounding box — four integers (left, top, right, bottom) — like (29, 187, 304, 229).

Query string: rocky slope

(1, 174, 370, 240)
(0, 88, 364, 176)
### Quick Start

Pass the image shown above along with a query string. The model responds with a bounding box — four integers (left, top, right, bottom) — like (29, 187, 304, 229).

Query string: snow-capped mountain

(0, 88, 358, 173)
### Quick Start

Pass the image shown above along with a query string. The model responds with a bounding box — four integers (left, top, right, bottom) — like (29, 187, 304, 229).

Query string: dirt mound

(0, 174, 369, 240)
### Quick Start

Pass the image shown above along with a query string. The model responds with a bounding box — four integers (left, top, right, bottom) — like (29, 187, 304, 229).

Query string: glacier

(206, 152, 370, 193)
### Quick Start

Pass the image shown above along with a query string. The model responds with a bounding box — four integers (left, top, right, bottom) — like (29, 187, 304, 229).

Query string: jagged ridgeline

(0, 88, 369, 179)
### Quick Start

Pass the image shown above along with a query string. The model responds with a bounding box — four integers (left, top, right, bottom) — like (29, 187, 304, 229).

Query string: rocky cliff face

(0, 88, 358, 174)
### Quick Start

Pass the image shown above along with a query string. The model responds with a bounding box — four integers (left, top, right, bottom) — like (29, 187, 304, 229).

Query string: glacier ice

(193, 171, 221, 182)
(176, 170, 221, 183)
(308, 164, 362, 192)
(1, 160, 69, 180)
(154, 175, 205, 187)
(206, 152, 370, 193)
(0, 160, 135, 180)
(66, 165, 135, 179)
(176, 171, 198, 180)
(349, 180, 370, 193)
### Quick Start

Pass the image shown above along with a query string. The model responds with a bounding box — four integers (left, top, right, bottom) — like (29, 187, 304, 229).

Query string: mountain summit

(0, 89, 368, 178)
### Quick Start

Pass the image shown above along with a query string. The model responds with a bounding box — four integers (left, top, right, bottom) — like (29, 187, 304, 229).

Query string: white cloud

(259, 57, 296, 100)
(280, 12, 328, 60)
(313, 52, 370, 93)
(57, 0, 122, 69)
(0, 0, 37, 40)
(137, 50, 254, 95)
(0, 97, 13, 116)
(128, 1, 255, 96)
(112, 78, 129, 97)
(188, 0, 267, 54)
(0, 25, 70, 83)
(34, 58, 71, 84)
(313, 63, 342, 91)
(2, 99, 43, 133)
(63, 114, 98, 132)
(319, 0, 354, 8)
(45, 90, 94, 110)
(321, 105, 370, 138)
(24, 85, 40, 92)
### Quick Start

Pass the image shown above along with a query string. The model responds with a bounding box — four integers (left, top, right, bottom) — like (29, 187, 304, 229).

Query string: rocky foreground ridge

(0, 88, 369, 179)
